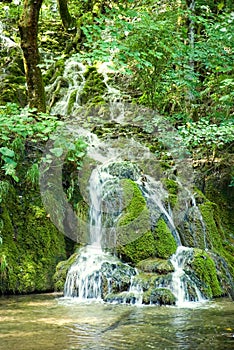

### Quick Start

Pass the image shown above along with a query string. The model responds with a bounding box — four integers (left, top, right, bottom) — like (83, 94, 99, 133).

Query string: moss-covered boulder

(191, 249, 223, 298)
(0, 48, 26, 106)
(116, 179, 153, 263)
(143, 287, 176, 305)
(104, 291, 141, 304)
(0, 185, 66, 295)
(53, 252, 78, 292)
(137, 258, 174, 274)
(80, 66, 106, 105)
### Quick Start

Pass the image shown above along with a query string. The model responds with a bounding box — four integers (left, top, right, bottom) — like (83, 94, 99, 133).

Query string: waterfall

(138, 175, 182, 246)
(64, 163, 143, 303)
(170, 246, 205, 307)
(46, 56, 208, 306)
(47, 57, 86, 116)
(137, 176, 206, 306)
(190, 194, 208, 250)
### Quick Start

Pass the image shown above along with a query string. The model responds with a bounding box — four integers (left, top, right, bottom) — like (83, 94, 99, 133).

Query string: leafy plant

(26, 163, 40, 188)
(178, 119, 234, 160)
(0, 103, 64, 181)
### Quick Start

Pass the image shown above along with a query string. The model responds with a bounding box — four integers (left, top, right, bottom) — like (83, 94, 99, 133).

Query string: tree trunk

(57, 0, 73, 30)
(19, 0, 46, 112)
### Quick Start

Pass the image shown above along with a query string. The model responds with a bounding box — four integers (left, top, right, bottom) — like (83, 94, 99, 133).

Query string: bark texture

(19, 0, 46, 112)
(57, 0, 73, 29)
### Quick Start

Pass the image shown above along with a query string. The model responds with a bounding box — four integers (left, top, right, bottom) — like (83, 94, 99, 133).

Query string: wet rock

(137, 258, 174, 274)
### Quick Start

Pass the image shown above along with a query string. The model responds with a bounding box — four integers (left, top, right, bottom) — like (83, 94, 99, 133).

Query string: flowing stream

(0, 294, 233, 350)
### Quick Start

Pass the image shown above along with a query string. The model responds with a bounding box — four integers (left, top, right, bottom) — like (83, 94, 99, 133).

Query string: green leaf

(50, 147, 64, 157)
(0, 147, 15, 158)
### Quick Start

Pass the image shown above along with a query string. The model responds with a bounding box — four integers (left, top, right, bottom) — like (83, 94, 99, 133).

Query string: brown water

(0, 294, 233, 349)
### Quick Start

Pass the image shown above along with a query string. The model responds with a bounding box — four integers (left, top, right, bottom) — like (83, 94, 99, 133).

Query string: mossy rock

(162, 178, 179, 195)
(137, 258, 174, 274)
(43, 58, 65, 86)
(53, 252, 79, 292)
(80, 66, 106, 105)
(134, 272, 159, 291)
(0, 187, 66, 295)
(117, 231, 156, 265)
(199, 201, 224, 251)
(144, 287, 176, 305)
(191, 249, 223, 298)
(101, 261, 137, 295)
(104, 291, 141, 304)
(106, 161, 141, 181)
(154, 218, 177, 259)
(116, 179, 152, 263)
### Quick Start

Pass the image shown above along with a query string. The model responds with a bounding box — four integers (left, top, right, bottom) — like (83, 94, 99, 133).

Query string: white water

(64, 163, 143, 303)
(170, 246, 205, 307)
(190, 194, 208, 250)
(64, 246, 115, 300)
(48, 57, 86, 115)
(138, 175, 182, 246)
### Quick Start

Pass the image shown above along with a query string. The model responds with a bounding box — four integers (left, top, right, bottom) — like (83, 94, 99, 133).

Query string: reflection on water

(0, 294, 233, 350)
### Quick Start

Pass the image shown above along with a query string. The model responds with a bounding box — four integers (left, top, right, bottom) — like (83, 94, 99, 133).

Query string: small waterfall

(181, 186, 208, 250)
(136, 177, 206, 306)
(64, 246, 114, 300)
(99, 63, 126, 124)
(47, 57, 86, 116)
(64, 163, 143, 303)
(138, 175, 182, 246)
(170, 246, 205, 307)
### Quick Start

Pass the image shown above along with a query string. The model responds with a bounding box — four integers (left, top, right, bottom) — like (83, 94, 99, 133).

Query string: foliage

(78, 2, 234, 124)
(178, 118, 234, 159)
(0, 103, 63, 181)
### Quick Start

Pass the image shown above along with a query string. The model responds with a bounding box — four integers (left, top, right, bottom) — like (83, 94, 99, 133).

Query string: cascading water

(47, 56, 209, 306)
(136, 175, 206, 306)
(170, 246, 205, 307)
(47, 57, 86, 116)
(64, 163, 143, 303)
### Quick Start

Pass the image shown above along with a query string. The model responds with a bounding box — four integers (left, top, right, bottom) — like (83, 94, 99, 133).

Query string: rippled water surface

(0, 294, 233, 349)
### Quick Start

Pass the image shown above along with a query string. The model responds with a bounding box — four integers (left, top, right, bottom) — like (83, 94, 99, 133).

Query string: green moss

(194, 187, 207, 204)
(80, 66, 106, 105)
(67, 90, 78, 115)
(162, 178, 179, 195)
(192, 250, 223, 298)
(43, 59, 65, 86)
(137, 258, 174, 274)
(118, 231, 156, 264)
(118, 179, 148, 226)
(116, 179, 153, 263)
(53, 252, 78, 292)
(154, 218, 177, 259)
(149, 288, 176, 305)
(0, 187, 66, 295)
(199, 201, 224, 251)
(162, 178, 179, 208)
(167, 193, 178, 209)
